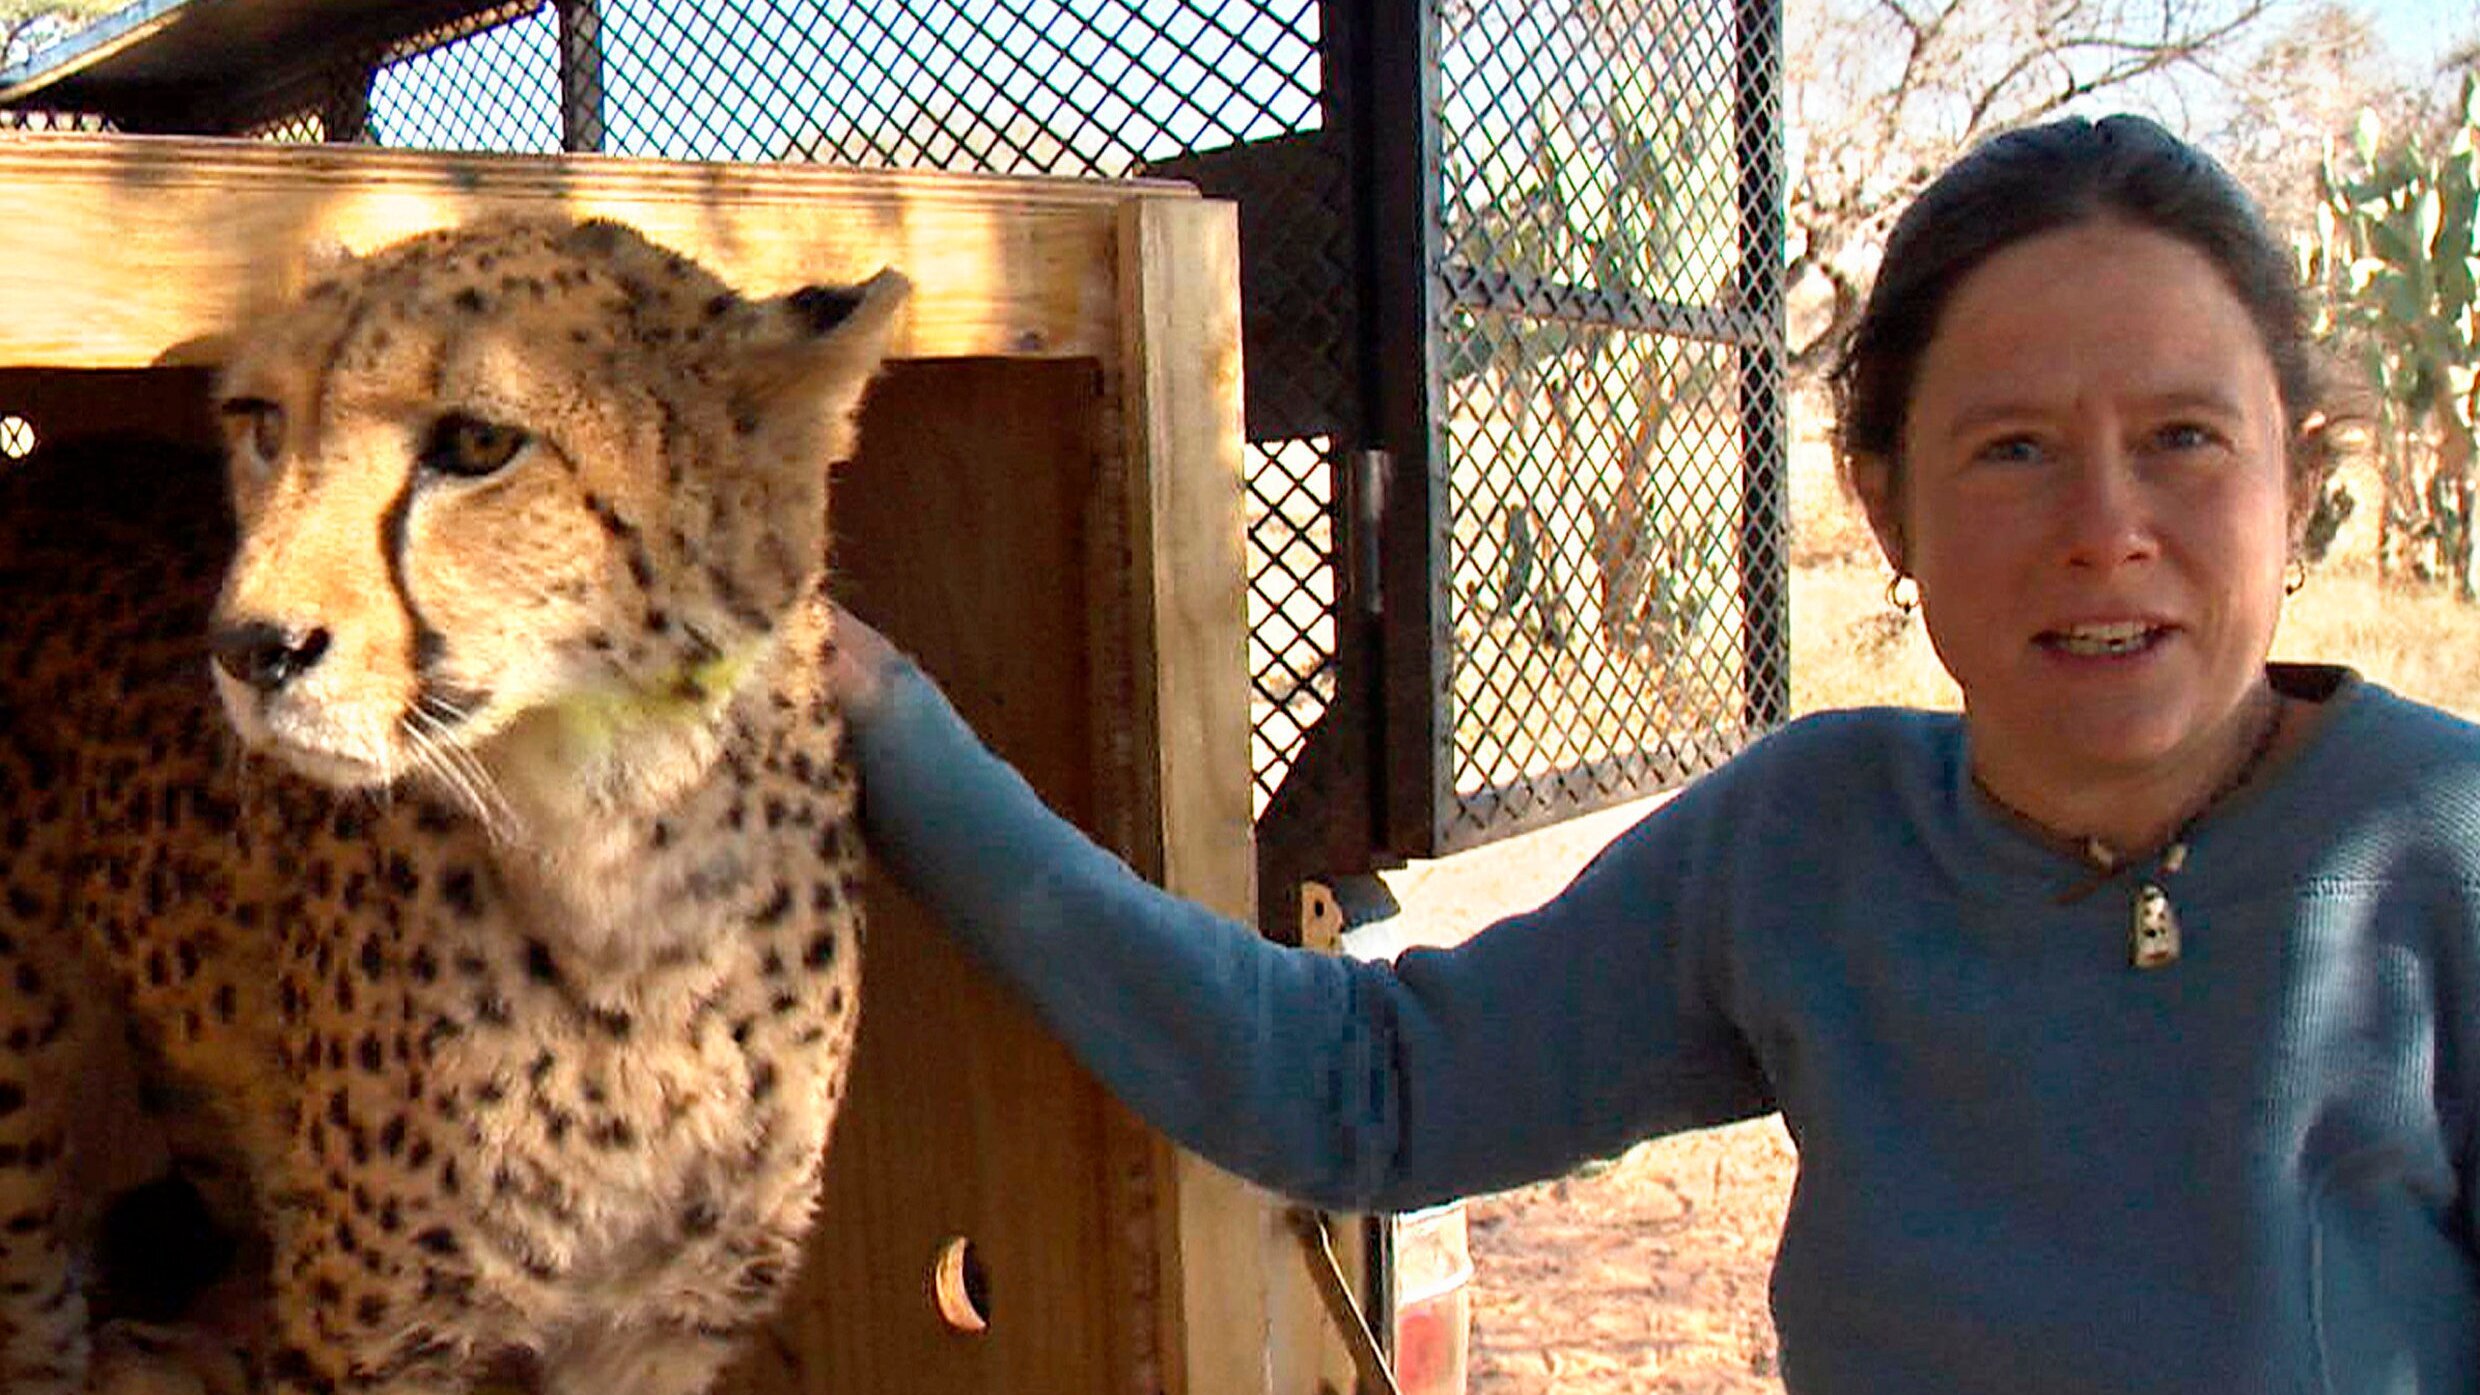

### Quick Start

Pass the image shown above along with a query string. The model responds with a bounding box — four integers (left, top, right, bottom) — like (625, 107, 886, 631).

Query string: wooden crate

(0, 132, 1339, 1395)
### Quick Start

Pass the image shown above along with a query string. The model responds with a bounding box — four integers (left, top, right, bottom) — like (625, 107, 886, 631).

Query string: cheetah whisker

(216, 722, 280, 823)
(408, 710, 511, 838)
(402, 702, 515, 841)
(408, 725, 507, 842)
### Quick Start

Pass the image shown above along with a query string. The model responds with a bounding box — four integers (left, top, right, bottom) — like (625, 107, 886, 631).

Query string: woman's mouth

(2038, 620, 2171, 657)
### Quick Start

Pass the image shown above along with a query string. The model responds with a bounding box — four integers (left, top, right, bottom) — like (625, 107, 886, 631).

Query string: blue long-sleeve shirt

(849, 657, 2480, 1392)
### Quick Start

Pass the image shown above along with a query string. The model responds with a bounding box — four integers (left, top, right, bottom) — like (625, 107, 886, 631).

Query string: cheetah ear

(296, 233, 358, 278)
(248, 231, 362, 316)
(274, 233, 360, 305)
(730, 268, 910, 463)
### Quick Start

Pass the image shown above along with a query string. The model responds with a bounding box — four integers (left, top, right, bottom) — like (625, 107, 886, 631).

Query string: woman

(833, 115, 2480, 1390)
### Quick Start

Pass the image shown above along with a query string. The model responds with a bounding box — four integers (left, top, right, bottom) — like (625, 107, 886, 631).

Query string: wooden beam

(0, 133, 1196, 368)
(1112, 192, 1351, 1395)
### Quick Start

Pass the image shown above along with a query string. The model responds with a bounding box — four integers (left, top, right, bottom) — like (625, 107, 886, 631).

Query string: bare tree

(1784, 0, 2280, 383)
(2198, 3, 2403, 238)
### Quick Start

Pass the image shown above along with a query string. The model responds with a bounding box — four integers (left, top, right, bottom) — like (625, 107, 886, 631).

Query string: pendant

(2130, 882, 2180, 969)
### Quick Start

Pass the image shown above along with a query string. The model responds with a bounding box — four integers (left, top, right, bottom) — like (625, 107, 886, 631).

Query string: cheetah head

(208, 217, 906, 804)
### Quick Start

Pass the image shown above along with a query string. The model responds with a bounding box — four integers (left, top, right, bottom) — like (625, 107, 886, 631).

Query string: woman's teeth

(2046, 622, 2160, 656)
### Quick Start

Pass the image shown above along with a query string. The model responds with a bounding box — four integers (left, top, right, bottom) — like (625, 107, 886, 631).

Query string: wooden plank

(1114, 195, 1340, 1395)
(1114, 156, 1252, 946)
(730, 358, 1130, 1395)
(0, 133, 1193, 369)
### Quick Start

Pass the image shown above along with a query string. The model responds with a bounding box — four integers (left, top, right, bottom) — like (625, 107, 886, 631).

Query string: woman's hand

(826, 603, 903, 717)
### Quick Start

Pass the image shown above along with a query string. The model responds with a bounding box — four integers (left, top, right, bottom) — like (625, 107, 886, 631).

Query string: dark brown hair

(1830, 114, 2332, 520)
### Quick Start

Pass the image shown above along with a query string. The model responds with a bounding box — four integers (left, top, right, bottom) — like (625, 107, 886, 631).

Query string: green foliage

(2312, 74, 2480, 597)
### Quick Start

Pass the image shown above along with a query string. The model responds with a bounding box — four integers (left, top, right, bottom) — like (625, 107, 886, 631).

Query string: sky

(2376, 0, 2480, 75)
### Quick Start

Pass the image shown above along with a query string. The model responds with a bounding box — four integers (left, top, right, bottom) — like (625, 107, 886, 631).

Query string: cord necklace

(1974, 693, 2286, 969)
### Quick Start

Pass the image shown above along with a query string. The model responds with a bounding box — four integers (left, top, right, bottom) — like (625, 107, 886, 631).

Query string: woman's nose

(2058, 447, 2158, 569)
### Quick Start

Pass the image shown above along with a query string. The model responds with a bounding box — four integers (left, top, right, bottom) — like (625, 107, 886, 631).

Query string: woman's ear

(2286, 409, 2336, 542)
(1850, 453, 1908, 574)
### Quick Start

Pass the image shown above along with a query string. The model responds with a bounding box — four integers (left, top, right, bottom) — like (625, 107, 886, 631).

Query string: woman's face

(1860, 219, 2295, 808)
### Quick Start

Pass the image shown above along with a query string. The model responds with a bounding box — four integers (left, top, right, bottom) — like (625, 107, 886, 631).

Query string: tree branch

(1963, 1, 2271, 134)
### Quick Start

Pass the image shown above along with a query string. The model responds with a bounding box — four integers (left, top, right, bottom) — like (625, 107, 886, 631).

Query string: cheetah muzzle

(0, 216, 903, 1394)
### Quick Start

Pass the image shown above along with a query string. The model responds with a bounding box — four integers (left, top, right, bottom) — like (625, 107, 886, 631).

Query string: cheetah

(0, 217, 905, 1392)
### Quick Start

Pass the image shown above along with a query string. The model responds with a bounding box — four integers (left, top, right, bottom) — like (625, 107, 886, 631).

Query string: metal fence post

(558, 0, 603, 154)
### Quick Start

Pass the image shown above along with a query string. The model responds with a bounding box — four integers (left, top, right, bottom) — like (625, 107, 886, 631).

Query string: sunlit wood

(0, 132, 1192, 368)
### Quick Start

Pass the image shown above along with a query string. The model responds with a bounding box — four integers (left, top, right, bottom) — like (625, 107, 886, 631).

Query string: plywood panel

(0, 367, 221, 453)
(729, 357, 1146, 1395)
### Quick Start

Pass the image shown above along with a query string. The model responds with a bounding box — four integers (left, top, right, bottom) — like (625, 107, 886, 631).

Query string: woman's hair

(1829, 114, 2333, 515)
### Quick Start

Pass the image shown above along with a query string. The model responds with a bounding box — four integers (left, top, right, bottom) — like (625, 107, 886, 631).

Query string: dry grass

(1787, 558, 1958, 715)
(1470, 1122, 1796, 1395)
(2270, 559, 2480, 715)
(1778, 550, 2480, 716)
(1785, 416, 1961, 718)
(1465, 439, 2480, 1395)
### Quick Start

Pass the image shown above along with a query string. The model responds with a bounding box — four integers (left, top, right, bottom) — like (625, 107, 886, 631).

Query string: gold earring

(1885, 572, 1921, 614)
(2283, 558, 2308, 596)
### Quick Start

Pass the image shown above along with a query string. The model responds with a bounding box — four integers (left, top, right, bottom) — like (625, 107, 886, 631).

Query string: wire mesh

(608, 0, 1323, 171)
(243, 110, 332, 142)
(1433, 0, 1783, 841)
(370, 5, 561, 152)
(1246, 436, 1337, 815)
(0, 107, 111, 131)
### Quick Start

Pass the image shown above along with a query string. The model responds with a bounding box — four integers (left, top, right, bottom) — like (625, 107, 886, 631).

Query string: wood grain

(732, 358, 1133, 1395)
(0, 132, 1195, 368)
(1111, 198, 1346, 1395)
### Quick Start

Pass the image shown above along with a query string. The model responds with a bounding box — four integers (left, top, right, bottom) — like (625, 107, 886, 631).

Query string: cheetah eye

(218, 397, 285, 464)
(421, 413, 530, 480)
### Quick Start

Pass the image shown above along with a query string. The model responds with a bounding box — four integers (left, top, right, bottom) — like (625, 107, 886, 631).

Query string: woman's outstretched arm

(831, 611, 1767, 1210)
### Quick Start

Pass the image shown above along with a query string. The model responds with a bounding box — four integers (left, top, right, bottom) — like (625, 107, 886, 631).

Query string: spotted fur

(0, 218, 903, 1393)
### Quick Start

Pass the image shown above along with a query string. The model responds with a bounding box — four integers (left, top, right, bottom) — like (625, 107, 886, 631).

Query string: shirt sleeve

(847, 655, 1771, 1211)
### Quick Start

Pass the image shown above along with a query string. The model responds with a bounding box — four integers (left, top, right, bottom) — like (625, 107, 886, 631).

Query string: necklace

(1973, 693, 2287, 970)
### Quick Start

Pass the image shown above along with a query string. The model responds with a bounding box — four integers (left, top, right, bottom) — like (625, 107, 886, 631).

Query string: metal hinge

(1353, 448, 1391, 620)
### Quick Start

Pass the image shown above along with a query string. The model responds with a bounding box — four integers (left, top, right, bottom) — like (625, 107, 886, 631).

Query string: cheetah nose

(211, 620, 332, 695)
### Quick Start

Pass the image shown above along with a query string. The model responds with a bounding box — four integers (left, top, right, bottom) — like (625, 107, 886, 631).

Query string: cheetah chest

(281, 781, 863, 1295)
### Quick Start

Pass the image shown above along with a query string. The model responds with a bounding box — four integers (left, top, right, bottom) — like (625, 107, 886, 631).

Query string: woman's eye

(1974, 435, 2044, 465)
(218, 398, 285, 464)
(422, 413, 530, 479)
(2154, 422, 2222, 453)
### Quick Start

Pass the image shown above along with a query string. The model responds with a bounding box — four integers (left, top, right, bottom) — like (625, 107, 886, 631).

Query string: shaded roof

(0, 0, 514, 127)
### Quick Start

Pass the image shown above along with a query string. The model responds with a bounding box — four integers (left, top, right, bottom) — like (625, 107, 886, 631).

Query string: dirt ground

(1466, 1118, 1794, 1394)
(1370, 799, 1798, 1395)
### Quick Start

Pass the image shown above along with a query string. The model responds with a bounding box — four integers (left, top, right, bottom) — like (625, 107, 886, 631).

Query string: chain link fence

(3, 0, 1781, 861)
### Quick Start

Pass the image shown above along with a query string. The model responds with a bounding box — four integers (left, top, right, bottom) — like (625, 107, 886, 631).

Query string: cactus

(2311, 77, 2480, 597)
